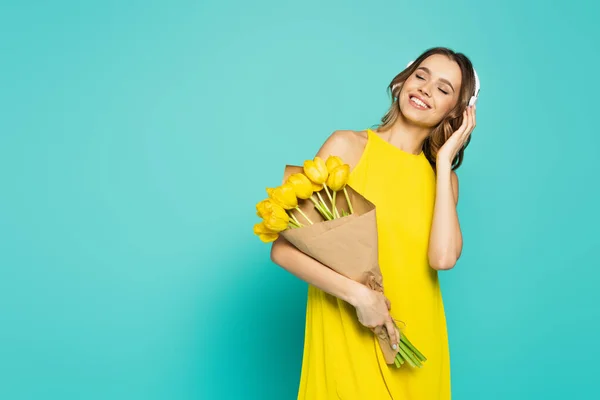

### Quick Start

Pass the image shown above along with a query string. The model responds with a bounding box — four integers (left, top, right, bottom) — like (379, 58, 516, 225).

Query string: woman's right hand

(352, 284, 399, 349)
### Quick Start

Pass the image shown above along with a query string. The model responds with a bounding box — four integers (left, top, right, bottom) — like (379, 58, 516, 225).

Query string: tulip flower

(270, 182, 298, 210)
(311, 182, 322, 192)
(326, 164, 350, 218)
(253, 221, 279, 243)
(327, 164, 350, 191)
(271, 181, 314, 225)
(288, 173, 325, 224)
(256, 198, 276, 219)
(326, 163, 354, 217)
(287, 173, 313, 200)
(326, 155, 343, 173)
(303, 157, 328, 185)
(263, 203, 290, 232)
(304, 157, 334, 217)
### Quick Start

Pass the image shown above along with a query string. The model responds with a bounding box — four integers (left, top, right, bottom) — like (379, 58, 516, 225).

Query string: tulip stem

(310, 196, 333, 221)
(399, 341, 422, 368)
(343, 187, 354, 215)
(397, 343, 416, 368)
(323, 184, 334, 205)
(401, 334, 427, 362)
(318, 203, 334, 220)
(321, 202, 335, 220)
(309, 197, 324, 218)
(289, 212, 303, 227)
(295, 207, 313, 225)
(332, 191, 340, 218)
(316, 192, 333, 217)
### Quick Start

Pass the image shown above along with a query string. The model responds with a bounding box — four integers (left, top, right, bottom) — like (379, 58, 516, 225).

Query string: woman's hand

(437, 105, 477, 165)
(352, 284, 399, 349)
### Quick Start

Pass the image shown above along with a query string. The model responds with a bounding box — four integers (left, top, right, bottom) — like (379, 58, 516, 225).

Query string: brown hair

(376, 47, 477, 171)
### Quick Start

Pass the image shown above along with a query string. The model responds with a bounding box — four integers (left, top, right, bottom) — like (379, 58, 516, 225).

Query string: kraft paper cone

(281, 165, 398, 365)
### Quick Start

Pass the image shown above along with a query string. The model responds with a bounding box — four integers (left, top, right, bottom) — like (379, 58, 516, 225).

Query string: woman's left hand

(436, 105, 476, 165)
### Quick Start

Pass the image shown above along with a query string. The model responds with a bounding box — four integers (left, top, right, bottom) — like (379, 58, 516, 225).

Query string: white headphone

(405, 60, 480, 107)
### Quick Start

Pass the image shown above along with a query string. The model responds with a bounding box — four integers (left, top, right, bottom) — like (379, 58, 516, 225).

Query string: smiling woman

(269, 46, 479, 399)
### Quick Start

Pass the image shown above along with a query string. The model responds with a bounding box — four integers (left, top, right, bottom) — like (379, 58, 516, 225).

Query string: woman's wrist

(436, 157, 452, 170)
(347, 280, 368, 308)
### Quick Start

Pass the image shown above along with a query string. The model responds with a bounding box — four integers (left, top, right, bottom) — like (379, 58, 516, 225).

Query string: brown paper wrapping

(280, 165, 398, 365)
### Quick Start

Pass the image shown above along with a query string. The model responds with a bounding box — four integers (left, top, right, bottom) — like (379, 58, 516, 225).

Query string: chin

(399, 101, 435, 127)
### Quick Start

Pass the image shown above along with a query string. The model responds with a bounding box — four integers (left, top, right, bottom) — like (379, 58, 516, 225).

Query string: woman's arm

(270, 236, 363, 305)
(428, 105, 476, 270)
(427, 161, 462, 270)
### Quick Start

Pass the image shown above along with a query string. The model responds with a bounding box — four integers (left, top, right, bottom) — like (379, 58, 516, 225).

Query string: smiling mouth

(409, 96, 431, 109)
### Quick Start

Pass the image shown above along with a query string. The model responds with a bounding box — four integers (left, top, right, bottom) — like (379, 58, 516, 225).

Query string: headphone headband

(406, 60, 480, 106)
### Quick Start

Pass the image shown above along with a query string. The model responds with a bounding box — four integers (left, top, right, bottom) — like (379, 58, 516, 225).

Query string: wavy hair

(376, 47, 477, 170)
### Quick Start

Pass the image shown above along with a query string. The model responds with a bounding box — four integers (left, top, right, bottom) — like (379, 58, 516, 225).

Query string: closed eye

(416, 72, 450, 95)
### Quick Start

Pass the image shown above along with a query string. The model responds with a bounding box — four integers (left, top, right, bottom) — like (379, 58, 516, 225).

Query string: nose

(419, 83, 432, 98)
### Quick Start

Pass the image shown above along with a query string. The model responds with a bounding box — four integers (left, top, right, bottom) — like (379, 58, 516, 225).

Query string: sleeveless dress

(297, 128, 451, 399)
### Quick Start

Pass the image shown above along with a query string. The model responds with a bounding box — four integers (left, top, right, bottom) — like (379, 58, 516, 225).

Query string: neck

(376, 113, 430, 155)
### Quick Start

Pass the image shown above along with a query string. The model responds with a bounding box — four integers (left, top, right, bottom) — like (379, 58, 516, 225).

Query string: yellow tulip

(303, 157, 335, 219)
(326, 155, 343, 173)
(303, 156, 328, 185)
(256, 198, 275, 218)
(326, 164, 351, 218)
(327, 164, 350, 191)
(269, 182, 298, 210)
(253, 221, 279, 243)
(287, 173, 314, 199)
(263, 203, 289, 232)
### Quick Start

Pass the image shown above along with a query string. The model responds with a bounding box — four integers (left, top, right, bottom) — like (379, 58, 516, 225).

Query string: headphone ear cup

(391, 82, 401, 101)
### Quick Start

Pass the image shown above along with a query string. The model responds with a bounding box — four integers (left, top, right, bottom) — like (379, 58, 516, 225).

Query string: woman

(270, 46, 478, 399)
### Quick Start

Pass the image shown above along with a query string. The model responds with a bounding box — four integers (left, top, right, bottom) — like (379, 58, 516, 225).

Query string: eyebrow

(417, 67, 455, 93)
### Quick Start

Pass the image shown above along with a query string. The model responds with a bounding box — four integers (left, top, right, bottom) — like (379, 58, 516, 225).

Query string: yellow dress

(297, 128, 451, 399)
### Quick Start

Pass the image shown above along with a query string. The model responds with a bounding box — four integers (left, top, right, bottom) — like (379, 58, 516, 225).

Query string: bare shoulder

(314, 129, 368, 171)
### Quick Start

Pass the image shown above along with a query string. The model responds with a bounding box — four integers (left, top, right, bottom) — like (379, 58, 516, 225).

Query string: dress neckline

(366, 128, 424, 158)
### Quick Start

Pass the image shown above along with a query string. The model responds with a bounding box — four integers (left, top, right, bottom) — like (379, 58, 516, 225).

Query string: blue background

(1, 0, 599, 399)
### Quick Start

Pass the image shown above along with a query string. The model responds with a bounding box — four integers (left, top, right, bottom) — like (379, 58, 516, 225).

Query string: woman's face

(399, 54, 463, 127)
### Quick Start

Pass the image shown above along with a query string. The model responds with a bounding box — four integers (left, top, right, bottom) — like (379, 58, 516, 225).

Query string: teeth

(411, 97, 428, 108)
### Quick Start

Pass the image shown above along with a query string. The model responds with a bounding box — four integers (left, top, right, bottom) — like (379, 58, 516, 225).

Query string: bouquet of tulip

(253, 155, 427, 368)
